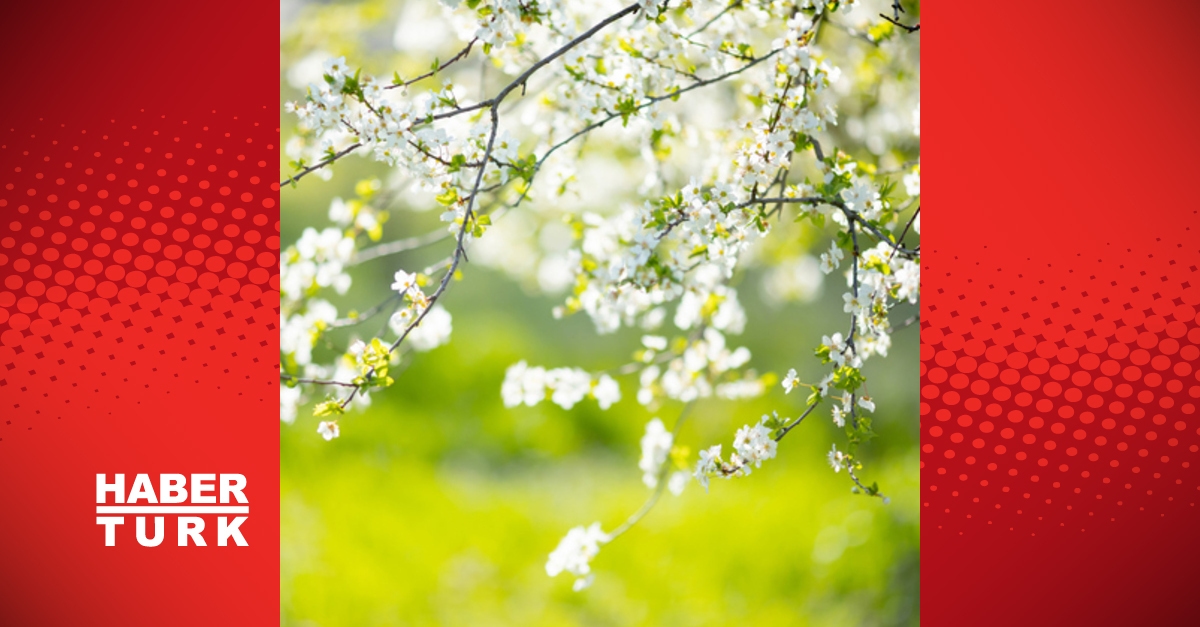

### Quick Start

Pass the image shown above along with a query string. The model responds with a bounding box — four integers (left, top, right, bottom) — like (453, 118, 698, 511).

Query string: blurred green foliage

(280, 169, 918, 627)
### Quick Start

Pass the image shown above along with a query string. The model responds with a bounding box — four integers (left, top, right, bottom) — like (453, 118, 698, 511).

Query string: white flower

(903, 165, 920, 197)
(321, 55, 349, 81)
(639, 418, 674, 489)
(641, 335, 668, 351)
(831, 405, 846, 428)
(328, 197, 354, 225)
(317, 421, 340, 441)
(857, 395, 876, 412)
(501, 361, 535, 407)
(894, 260, 920, 304)
(592, 375, 621, 410)
(732, 418, 777, 469)
(547, 368, 592, 410)
(823, 333, 847, 355)
(841, 177, 882, 220)
(694, 444, 722, 492)
(819, 242, 844, 275)
(843, 287, 869, 316)
(782, 368, 800, 394)
(546, 522, 608, 591)
(521, 366, 548, 406)
(391, 270, 418, 296)
(827, 444, 846, 473)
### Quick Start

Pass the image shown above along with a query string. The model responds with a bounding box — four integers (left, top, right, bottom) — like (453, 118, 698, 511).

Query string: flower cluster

(501, 361, 622, 410)
(636, 327, 759, 407)
(638, 418, 690, 494)
(693, 413, 782, 490)
(545, 522, 608, 591)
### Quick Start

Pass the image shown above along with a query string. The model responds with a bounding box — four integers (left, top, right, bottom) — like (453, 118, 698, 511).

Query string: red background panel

(925, 1, 1200, 624)
(0, 1, 279, 625)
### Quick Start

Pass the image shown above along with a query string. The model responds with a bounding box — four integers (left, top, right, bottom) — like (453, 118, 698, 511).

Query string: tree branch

(281, 143, 362, 187)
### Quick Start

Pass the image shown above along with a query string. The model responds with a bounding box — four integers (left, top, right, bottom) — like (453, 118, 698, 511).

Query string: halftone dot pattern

(921, 220, 1200, 534)
(0, 109, 280, 443)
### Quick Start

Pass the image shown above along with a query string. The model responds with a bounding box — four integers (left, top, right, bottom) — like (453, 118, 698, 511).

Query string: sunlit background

(280, 1, 919, 624)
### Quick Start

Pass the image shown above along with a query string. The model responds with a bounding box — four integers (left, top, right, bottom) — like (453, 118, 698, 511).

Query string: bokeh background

(280, 2, 919, 625)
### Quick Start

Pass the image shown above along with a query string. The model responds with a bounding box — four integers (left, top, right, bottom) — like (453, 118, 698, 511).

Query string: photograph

(277, 1, 920, 624)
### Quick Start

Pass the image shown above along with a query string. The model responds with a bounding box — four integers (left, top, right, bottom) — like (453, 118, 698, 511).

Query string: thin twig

(688, 0, 742, 38)
(352, 229, 452, 265)
(880, 0, 920, 33)
(886, 205, 919, 264)
(774, 399, 821, 442)
(281, 143, 362, 187)
(744, 197, 920, 258)
(388, 39, 478, 89)
(279, 374, 357, 388)
(328, 293, 402, 329)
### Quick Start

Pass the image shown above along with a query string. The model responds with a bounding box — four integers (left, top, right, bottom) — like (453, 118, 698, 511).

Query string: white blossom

(694, 445, 722, 492)
(827, 444, 846, 473)
(819, 242, 845, 275)
(638, 418, 673, 489)
(903, 164, 920, 197)
(391, 270, 418, 296)
(546, 368, 592, 410)
(317, 421, 340, 441)
(782, 369, 800, 394)
(592, 375, 621, 410)
(546, 522, 608, 591)
(733, 418, 777, 469)
(641, 335, 668, 351)
(502, 362, 620, 411)
(831, 405, 846, 428)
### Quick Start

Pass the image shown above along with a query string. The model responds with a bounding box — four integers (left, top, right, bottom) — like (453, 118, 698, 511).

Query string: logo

(95, 474, 250, 547)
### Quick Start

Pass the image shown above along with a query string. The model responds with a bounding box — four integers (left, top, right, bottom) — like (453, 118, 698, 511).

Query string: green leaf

(313, 399, 346, 417)
(436, 188, 460, 206)
(831, 365, 866, 393)
(615, 96, 639, 127)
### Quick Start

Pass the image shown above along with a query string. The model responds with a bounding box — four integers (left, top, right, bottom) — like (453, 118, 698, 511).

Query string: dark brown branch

(886, 205, 919, 264)
(880, 1, 919, 33)
(774, 399, 820, 442)
(281, 143, 362, 187)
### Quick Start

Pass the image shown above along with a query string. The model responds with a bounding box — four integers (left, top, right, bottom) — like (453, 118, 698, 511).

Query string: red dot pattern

(0, 110, 280, 442)
(921, 230, 1200, 534)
